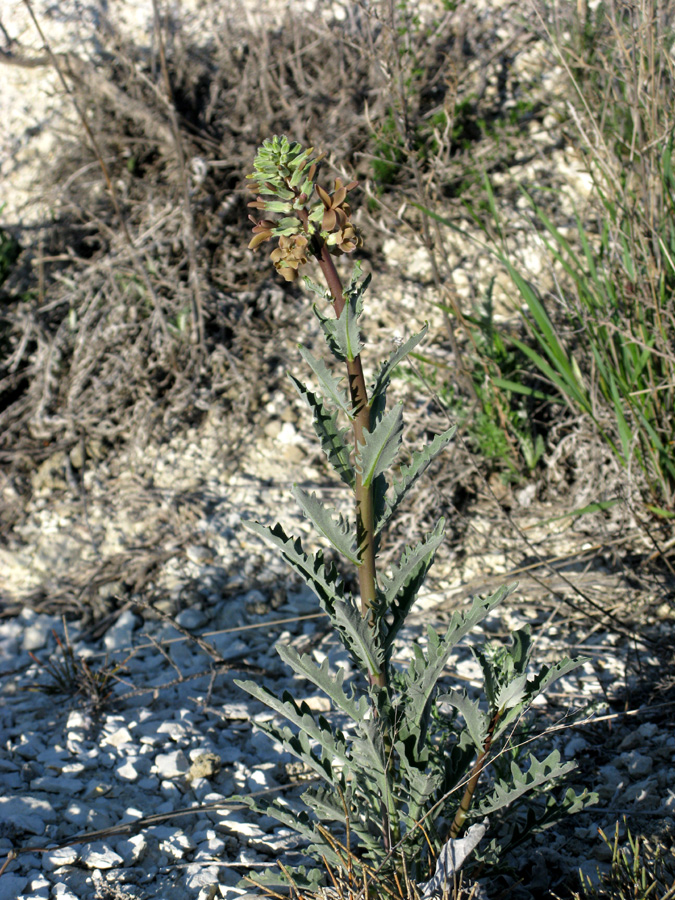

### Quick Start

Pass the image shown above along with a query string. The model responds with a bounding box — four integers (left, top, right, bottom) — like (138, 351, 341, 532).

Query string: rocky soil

(2, 350, 675, 899)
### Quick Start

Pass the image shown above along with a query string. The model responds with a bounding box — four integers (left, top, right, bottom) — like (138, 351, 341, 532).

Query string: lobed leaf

(332, 598, 384, 678)
(378, 520, 446, 653)
(478, 749, 576, 817)
(275, 644, 370, 723)
(243, 520, 349, 615)
(371, 326, 429, 405)
(297, 346, 353, 419)
(393, 740, 445, 833)
(399, 585, 516, 750)
(334, 291, 364, 361)
(437, 690, 489, 753)
(312, 304, 347, 362)
(234, 681, 351, 774)
(292, 485, 359, 565)
(376, 426, 457, 534)
(302, 275, 332, 301)
(355, 403, 404, 488)
(288, 374, 355, 489)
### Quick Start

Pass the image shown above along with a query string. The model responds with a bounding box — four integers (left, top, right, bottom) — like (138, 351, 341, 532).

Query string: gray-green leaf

(334, 292, 363, 361)
(275, 644, 370, 722)
(377, 426, 456, 533)
(289, 373, 355, 488)
(371, 326, 428, 403)
(333, 598, 384, 677)
(297, 346, 353, 419)
(355, 404, 404, 488)
(437, 690, 489, 752)
(292, 486, 359, 564)
(243, 520, 348, 615)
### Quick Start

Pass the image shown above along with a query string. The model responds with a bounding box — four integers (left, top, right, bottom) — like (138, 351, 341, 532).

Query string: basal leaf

(400, 585, 516, 749)
(275, 644, 370, 722)
(356, 403, 404, 488)
(494, 655, 588, 742)
(234, 682, 351, 773)
(525, 656, 587, 701)
(289, 374, 355, 488)
(244, 860, 325, 893)
(437, 690, 489, 752)
(494, 673, 529, 713)
(292, 485, 359, 564)
(477, 750, 576, 817)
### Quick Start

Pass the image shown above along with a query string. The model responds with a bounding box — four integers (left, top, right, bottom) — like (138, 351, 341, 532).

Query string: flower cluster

(247, 135, 361, 281)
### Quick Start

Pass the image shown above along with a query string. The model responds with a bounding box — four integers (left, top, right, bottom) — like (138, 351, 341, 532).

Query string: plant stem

(315, 242, 385, 690)
(449, 711, 500, 839)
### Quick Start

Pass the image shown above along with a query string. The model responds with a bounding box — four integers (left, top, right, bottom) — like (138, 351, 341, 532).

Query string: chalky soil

(2, 566, 674, 899)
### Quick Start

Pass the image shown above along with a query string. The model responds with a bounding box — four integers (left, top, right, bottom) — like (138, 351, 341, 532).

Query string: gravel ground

(1, 403, 675, 900)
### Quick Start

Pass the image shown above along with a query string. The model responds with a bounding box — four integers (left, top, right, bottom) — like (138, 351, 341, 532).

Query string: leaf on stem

(355, 403, 404, 488)
(398, 585, 516, 750)
(234, 682, 351, 774)
(332, 598, 385, 679)
(478, 749, 577, 816)
(378, 520, 446, 654)
(275, 644, 370, 722)
(371, 325, 429, 406)
(437, 691, 489, 753)
(292, 484, 359, 564)
(243, 520, 349, 614)
(376, 426, 457, 535)
(334, 292, 364, 362)
(289, 374, 355, 489)
(297, 346, 353, 419)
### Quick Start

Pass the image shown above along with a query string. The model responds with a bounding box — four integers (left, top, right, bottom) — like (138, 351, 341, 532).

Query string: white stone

(30, 775, 83, 794)
(597, 764, 623, 799)
(155, 749, 190, 778)
(0, 796, 56, 835)
(103, 609, 138, 652)
(160, 779, 182, 801)
(158, 829, 196, 859)
(51, 885, 79, 900)
(0, 875, 29, 900)
(197, 833, 226, 855)
(101, 726, 133, 748)
(620, 751, 653, 778)
(42, 846, 79, 871)
(246, 764, 279, 792)
(564, 736, 589, 759)
(176, 607, 208, 629)
(23, 873, 50, 899)
(115, 833, 148, 865)
(624, 777, 655, 806)
(186, 865, 222, 891)
(66, 710, 92, 731)
(156, 721, 189, 741)
(80, 842, 124, 869)
(115, 760, 140, 782)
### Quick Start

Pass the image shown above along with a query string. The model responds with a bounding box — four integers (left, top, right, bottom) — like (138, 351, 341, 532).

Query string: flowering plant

(237, 135, 596, 895)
